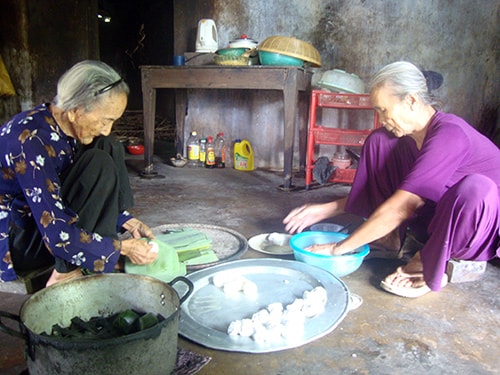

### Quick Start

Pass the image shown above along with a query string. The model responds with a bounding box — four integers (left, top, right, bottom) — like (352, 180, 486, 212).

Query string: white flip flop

(380, 270, 448, 298)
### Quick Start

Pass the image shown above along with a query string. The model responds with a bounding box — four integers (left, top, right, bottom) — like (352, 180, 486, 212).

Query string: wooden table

(140, 66, 312, 189)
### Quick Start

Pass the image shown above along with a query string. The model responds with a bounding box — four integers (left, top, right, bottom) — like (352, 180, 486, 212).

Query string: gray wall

(1, 1, 498, 171)
(194, 0, 500, 126)
(175, 0, 499, 170)
(0, 0, 99, 120)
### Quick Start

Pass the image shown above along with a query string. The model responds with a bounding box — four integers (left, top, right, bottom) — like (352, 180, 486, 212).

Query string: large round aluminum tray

(177, 258, 350, 353)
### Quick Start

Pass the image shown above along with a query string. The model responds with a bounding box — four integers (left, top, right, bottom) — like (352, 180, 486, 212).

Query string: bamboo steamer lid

(259, 36, 322, 67)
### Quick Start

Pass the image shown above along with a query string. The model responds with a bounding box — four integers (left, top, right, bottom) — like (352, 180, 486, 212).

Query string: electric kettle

(195, 19, 218, 53)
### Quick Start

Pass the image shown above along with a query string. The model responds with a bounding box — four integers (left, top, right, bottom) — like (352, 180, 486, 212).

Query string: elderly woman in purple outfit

(284, 61, 500, 298)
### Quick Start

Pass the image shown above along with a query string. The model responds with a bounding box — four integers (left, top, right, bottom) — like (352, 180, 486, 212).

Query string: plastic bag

(0, 55, 16, 97)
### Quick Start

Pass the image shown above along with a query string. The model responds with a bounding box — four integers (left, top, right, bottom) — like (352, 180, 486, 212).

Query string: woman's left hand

(306, 241, 348, 256)
(120, 238, 158, 264)
(122, 218, 155, 240)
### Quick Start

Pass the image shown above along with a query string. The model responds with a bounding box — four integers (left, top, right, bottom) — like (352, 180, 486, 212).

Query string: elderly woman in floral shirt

(0, 60, 157, 286)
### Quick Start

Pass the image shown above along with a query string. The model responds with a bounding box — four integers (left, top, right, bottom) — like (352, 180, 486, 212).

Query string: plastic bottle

(214, 132, 226, 168)
(233, 139, 254, 171)
(205, 136, 216, 168)
(199, 138, 207, 166)
(187, 131, 200, 167)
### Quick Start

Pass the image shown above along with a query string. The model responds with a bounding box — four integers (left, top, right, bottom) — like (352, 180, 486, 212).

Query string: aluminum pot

(0, 273, 193, 375)
(229, 35, 258, 49)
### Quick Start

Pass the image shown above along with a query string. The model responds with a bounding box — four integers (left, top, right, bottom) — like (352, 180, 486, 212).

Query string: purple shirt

(400, 112, 500, 201)
(346, 111, 500, 290)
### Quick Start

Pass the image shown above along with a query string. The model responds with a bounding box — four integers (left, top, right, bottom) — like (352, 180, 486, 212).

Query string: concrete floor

(0, 145, 499, 375)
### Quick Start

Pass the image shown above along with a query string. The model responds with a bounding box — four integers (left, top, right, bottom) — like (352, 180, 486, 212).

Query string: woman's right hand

(120, 238, 158, 265)
(283, 203, 329, 234)
(283, 197, 348, 234)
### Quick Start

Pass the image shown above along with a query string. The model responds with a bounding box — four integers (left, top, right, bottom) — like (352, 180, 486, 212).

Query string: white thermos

(195, 19, 218, 52)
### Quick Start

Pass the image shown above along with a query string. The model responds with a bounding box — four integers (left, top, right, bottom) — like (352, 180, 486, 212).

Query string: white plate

(177, 259, 350, 353)
(248, 233, 293, 255)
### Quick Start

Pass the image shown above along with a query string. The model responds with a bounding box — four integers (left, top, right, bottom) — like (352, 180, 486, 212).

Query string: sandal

(380, 267, 448, 298)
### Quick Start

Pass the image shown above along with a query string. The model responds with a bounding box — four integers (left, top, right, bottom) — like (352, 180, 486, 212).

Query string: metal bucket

(0, 273, 193, 375)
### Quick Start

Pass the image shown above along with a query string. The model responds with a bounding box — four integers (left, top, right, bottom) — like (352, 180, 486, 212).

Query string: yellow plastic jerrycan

(233, 139, 254, 171)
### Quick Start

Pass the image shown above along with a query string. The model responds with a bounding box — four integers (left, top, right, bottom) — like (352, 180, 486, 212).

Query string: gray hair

(52, 60, 129, 112)
(370, 61, 441, 108)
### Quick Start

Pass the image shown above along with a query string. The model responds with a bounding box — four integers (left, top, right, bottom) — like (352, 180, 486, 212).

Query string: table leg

(281, 71, 299, 190)
(298, 91, 309, 175)
(142, 85, 157, 177)
(175, 89, 187, 156)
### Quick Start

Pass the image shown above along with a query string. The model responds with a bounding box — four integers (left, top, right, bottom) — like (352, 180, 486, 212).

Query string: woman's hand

(120, 238, 158, 264)
(283, 204, 325, 234)
(306, 242, 337, 255)
(122, 218, 155, 240)
(283, 198, 347, 234)
(283, 203, 329, 234)
(306, 240, 351, 256)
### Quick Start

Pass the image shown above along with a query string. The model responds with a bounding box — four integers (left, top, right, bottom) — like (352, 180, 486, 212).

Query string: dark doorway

(98, 0, 174, 111)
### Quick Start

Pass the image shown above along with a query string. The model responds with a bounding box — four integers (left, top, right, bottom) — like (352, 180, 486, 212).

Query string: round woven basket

(259, 36, 321, 67)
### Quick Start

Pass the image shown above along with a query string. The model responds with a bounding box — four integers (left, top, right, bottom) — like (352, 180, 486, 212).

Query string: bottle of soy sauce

(205, 136, 215, 168)
(215, 132, 226, 168)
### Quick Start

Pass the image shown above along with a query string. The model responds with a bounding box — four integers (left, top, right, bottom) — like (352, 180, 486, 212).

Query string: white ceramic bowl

(318, 69, 366, 94)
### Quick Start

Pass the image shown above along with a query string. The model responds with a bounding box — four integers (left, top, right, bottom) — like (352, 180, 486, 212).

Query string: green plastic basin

(258, 51, 304, 67)
(216, 48, 247, 57)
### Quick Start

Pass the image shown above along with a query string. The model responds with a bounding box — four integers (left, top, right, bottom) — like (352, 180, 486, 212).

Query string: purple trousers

(345, 128, 500, 290)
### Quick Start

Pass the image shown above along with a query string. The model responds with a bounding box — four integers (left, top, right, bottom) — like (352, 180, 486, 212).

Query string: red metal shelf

(312, 127, 373, 146)
(318, 93, 373, 108)
(305, 90, 381, 188)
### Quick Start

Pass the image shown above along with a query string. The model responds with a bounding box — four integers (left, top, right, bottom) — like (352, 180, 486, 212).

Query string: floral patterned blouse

(0, 104, 130, 281)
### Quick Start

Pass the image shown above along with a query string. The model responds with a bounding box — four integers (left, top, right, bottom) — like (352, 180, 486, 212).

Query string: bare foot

(383, 252, 425, 288)
(383, 268, 426, 288)
(400, 251, 423, 273)
(46, 268, 83, 287)
(380, 252, 448, 298)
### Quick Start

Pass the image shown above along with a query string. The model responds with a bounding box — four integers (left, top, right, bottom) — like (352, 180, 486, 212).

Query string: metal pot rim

(11, 274, 192, 343)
